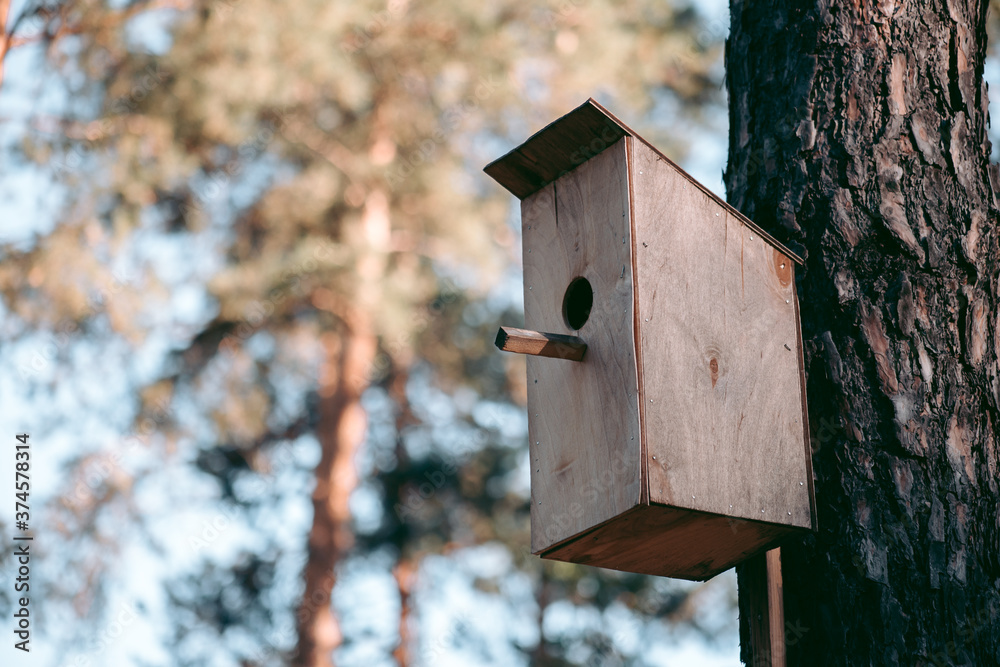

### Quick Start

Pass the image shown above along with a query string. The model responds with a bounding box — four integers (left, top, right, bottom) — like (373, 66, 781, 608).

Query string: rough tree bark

(726, 0, 1000, 664)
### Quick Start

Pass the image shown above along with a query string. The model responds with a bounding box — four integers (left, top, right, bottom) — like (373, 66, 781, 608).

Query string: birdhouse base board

(537, 503, 806, 581)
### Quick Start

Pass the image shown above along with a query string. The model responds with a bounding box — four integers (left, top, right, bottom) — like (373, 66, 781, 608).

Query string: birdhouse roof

(484, 98, 802, 265)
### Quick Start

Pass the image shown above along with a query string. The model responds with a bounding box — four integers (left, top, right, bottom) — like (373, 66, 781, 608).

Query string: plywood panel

(484, 100, 629, 199)
(542, 504, 800, 580)
(523, 138, 642, 553)
(482, 98, 804, 265)
(630, 142, 812, 528)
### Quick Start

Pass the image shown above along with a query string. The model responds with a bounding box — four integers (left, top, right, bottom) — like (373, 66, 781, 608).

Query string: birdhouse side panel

(522, 139, 643, 554)
(630, 142, 813, 528)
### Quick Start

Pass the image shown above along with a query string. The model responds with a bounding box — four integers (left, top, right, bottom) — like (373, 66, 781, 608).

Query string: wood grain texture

(484, 98, 804, 265)
(523, 138, 642, 553)
(484, 100, 628, 199)
(542, 504, 798, 580)
(495, 326, 587, 361)
(738, 548, 787, 666)
(630, 141, 813, 529)
(766, 549, 786, 666)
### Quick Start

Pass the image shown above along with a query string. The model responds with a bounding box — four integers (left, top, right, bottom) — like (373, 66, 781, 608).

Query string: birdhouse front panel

(520, 138, 643, 554)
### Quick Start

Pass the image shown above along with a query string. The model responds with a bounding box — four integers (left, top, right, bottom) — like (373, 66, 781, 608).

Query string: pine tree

(726, 1, 1000, 663)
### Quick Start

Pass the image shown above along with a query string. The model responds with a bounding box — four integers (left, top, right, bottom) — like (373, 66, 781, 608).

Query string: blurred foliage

(0, 0, 742, 665)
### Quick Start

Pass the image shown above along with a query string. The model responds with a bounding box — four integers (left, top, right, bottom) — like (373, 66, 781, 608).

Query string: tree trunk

(532, 570, 550, 665)
(295, 189, 387, 666)
(293, 318, 376, 667)
(392, 558, 415, 666)
(726, 1, 1000, 664)
(0, 0, 12, 92)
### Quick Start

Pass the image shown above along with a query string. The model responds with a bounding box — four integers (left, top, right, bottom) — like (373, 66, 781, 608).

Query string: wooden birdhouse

(487, 99, 816, 581)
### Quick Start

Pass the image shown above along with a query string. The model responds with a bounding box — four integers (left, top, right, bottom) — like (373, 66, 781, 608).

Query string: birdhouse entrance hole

(562, 276, 593, 330)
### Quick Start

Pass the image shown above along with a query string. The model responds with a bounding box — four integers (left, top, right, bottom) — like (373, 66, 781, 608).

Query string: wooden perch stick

(494, 326, 587, 361)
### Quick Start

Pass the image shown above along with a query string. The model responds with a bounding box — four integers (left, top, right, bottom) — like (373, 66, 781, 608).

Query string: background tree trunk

(0, 0, 11, 91)
(392, 557, 415, 666)
(293, 185, 386, 666)
(726, 0, 1000, 664)
(293, 319, 376, 667)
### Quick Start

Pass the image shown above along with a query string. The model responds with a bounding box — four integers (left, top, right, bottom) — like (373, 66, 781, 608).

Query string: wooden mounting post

(494, 326, 587, 361)
(738, 547, 786, 667)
